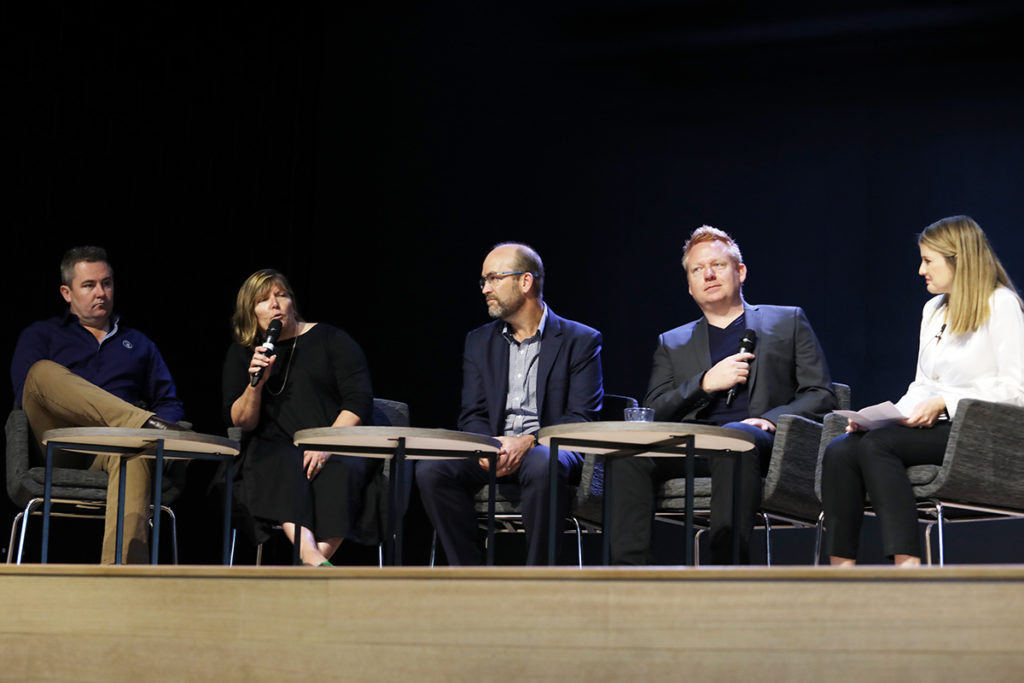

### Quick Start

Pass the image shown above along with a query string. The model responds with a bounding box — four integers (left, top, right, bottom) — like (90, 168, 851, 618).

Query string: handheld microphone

(725, 329, 757, 407)
(251, 319, 284, 387)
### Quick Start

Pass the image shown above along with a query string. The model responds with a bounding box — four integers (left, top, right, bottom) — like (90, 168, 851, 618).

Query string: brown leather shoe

(143, 416, 190, 431)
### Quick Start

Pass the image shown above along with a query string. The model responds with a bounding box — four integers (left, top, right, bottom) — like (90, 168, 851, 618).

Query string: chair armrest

(831, 383, 851, 411)
(814, 412, 850, 502)
(761, 414, 823, 521)
(5, 410, 32, 501)
(915, 398, 1024, 509)
(572, 453, 604, 524)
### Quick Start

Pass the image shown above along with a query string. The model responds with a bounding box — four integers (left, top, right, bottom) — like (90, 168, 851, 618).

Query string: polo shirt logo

(122, 340, 134, 350)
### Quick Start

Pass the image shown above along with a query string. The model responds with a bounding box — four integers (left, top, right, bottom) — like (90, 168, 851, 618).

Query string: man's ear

(521, 272, 534, 294)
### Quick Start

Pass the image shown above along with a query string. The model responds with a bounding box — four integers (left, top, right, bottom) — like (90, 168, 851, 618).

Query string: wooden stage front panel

(1, 564, 1023, 681)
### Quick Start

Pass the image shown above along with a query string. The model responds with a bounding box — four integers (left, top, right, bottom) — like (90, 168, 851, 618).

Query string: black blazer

(458, 307, 604, 436)
(644, 302, 835, 425)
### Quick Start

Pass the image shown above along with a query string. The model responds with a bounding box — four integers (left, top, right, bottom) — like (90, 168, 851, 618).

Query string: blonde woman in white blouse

(822, 215, 1024, 566)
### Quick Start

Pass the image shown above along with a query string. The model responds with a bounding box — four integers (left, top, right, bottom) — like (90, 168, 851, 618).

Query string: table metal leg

(486, 452, 496, 567)
(391, 437, 406, 566)
(547, 438, 559, 566)
(731, 450, 742, 565)
(684, 435, 695, 566)
(222, 457, 234, 565)
(115, 456, 128, 566)
(42, 444, 55, 564)
(151, 440, 165, 565)
(602, 452, 612, 566)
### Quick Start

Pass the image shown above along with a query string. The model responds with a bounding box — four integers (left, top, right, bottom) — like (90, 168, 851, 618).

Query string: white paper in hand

(833, 401, 907, 430)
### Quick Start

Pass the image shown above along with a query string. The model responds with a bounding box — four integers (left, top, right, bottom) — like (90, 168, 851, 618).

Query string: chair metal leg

(693, 528, 705, 566)
(256, 542, 264, 566)
(762, 513, 773, 567)
(428, 530, 437, 568)
(924, 521, 935, 567)
(17, 499, 43, 565)
(7, 512, 24, 565)
(935, 500, 945, 567)
(229, 529, 237, 567)
(813, 511, 824, 566)
(569, 516, 583, 568)
(162, 505, 178, 565)
(146, 505, 179, 564)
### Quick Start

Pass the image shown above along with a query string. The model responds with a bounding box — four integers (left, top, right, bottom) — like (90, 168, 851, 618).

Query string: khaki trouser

(21, 359, 157, 564)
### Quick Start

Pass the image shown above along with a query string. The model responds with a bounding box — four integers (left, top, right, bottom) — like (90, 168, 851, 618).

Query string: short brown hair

(681, 226, 743, 271)
(60, 246, 110, 286)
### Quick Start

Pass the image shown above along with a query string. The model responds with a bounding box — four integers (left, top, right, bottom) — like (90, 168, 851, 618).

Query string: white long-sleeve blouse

(895, 286, 1024, 418)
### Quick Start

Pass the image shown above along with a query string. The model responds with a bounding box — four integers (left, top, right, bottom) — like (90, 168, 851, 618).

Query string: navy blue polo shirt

(11, 311, 185, 422)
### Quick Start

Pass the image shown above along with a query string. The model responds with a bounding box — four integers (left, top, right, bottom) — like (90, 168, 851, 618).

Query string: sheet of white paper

(832, 401, 907, 430)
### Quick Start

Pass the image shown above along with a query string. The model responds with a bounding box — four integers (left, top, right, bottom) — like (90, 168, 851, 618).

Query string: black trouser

(416, 445, 583, 565)
(608, 422, 774, 565)
(821, 423, 950, 560)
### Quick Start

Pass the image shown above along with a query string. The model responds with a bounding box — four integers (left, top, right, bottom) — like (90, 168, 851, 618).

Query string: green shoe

(318, 560, 333, 567)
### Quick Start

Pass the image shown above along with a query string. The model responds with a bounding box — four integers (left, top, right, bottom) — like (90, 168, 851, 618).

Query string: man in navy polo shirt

(608, 226, 835, 565)
(11, 246, 185, 564)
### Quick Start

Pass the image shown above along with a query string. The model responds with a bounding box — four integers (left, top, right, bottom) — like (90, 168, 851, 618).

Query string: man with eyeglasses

(608, 226, 835, 565)
(417, 242, 604, 565)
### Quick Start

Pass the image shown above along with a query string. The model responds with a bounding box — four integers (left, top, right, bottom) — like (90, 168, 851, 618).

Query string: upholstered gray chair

(429, 394, 638, 567)
(4, 409, 185, 564)
(228, 397, 409, 566)
(815, 397, 1024, 566)
(652, 382, 851, 565)
(758, 383, 851, 555)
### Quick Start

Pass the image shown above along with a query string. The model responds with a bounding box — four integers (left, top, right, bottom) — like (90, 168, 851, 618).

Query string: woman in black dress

(223, 269, 374, 565)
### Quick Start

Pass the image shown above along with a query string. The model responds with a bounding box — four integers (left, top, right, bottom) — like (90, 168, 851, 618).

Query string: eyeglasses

(479, 271, 528, 290)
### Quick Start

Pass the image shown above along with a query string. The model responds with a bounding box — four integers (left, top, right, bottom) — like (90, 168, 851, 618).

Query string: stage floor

(2, 564, 1023, 681)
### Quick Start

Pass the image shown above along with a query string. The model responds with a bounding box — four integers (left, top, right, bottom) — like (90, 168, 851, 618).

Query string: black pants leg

(822, 423, 949, 560)
(608, 422, 772, 566)
(517, 446, 583, 565)
(416, 446, 583, 566)
(416, 457, 486, 565)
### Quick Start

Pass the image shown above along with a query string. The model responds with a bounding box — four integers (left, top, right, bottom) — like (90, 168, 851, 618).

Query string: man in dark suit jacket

(609, 226, 834, 564)
(417, 242, 604, 565)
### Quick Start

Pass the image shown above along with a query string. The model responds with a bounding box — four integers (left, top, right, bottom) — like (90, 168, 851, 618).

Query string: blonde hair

(919, 215, 1021, 335)
(231, 269, 303, 347)
(681, 225, 743, 271)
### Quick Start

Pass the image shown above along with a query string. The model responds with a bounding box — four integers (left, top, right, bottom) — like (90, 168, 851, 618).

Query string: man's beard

(486, 292, 524, 319)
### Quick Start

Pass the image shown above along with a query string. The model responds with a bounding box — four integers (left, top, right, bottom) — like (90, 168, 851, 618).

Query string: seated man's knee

(25, 359, 64, 391)
(415, 460, 442, 493)
(517, 446, 553, 484)
(416, 459, 465, 494)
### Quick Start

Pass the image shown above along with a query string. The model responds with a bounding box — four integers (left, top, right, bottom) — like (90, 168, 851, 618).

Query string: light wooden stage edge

(2, 564, 1023, 681)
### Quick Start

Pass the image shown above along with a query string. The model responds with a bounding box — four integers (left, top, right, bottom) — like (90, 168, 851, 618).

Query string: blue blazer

(645, 303, 835, 425)
(458, 307, 604, 436)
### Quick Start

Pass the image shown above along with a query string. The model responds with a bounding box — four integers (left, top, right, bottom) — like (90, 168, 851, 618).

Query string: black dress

(222, 323, 375, 541)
